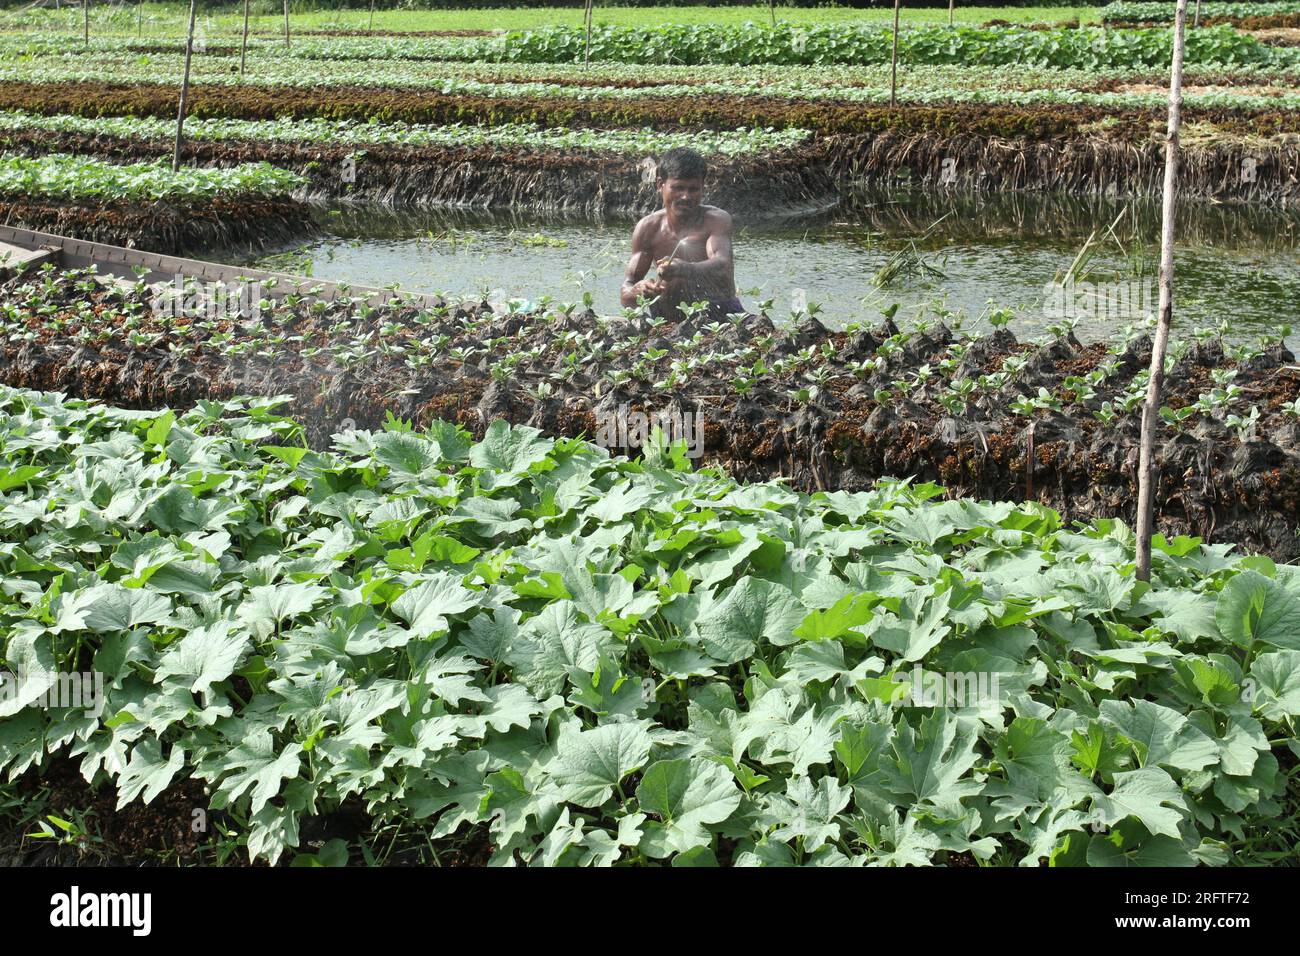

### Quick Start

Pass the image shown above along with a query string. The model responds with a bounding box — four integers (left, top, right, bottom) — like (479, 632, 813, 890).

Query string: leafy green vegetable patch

(0, 387, 1295, 865)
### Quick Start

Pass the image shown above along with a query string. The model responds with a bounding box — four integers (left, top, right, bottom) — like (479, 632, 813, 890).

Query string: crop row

(0, 128, 831, 222)
(1101, 0, 1300, 22)
(3, 55, 1297, 115)
(5, 78, 1297, 146)
(467, 23, 1291, 70)
(0, 112, 811, 158)
(3, 24, 1295, 71)
(0, 38, 1228, 93)
(0, 153, 305, 205)
(3, 91, 1294, 208)
(0, 381, 1296, 866)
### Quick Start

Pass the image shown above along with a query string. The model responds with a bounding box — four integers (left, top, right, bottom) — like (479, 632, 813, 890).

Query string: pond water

(245, 191, 1300, 346)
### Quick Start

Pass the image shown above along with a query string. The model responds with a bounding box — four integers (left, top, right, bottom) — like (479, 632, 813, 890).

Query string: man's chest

(650, 223, 710, 260)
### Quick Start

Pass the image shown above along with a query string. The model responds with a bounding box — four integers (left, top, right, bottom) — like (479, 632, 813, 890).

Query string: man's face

(658, 176, 703, 216)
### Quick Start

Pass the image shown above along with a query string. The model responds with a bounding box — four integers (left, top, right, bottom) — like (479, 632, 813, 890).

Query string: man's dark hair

(656, 147, 707, 183)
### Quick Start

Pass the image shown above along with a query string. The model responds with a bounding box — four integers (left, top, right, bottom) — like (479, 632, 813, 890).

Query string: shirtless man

(620, 147, 744, 322)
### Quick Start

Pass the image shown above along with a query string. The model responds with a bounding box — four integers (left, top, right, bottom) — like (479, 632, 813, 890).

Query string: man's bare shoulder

(701, 205, 733, 232)
(632, 210, 667, 236)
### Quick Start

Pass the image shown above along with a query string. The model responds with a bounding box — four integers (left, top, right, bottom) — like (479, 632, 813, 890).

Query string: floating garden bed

(0, 154, 314, 256)
(0, 116, 825, 217)
(2, 89, 1297, 205)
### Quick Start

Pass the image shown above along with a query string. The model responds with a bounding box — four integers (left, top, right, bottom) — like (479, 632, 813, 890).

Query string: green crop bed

(2, 23, 1290, 70)
(0, 153, 305, 204)
(0, 112, 810, 158)
(0, 386, 1295, 866)
(1102, 1, 1300, 23)
(3, 54, 1298, 115)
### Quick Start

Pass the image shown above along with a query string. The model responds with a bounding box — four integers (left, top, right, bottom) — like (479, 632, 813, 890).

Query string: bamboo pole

(1135, 0, 1188, 583)
(173, 0, 197, 172)
(769, 0, 776, 28)
(1194, 0, 1201, 27)
(239, 0, 249, 78)
(583, 0, 594, 69)
(369, 0, 375, 32)
(136, 0, 142, 36)
(283, 0, 290, 49)
(82, 0, 88, 46)
(889, 0, 901, 107)
(949, 0, 954, 28)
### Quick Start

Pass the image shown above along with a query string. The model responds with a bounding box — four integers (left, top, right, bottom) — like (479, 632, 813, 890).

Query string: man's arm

(621, 218, 664, 308)
(659, 211, 733, 284)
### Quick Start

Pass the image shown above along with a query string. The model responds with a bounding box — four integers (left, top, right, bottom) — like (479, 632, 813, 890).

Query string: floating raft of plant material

(2, 261, 1298, 561)
(2, 84, 1296, 204)
(0, 154, 315, 256)
(0, 385, 1296, 867)
(0, 117, 826, 218)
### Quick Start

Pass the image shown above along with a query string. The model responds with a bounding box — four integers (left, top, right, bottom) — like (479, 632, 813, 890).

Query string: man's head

(656, 147, 707, 217)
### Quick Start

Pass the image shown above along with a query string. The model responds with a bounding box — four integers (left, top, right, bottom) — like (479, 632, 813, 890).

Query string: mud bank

(0, 196, 315, 257)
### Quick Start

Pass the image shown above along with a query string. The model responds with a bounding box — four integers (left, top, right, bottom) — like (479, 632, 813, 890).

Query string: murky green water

(246, 191, 1300, 345)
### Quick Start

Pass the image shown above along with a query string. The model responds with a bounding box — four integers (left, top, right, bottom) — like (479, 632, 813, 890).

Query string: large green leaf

(1099, 698, 1219, 773)
(469, 420, 554, 489)
(209, 730, 304, 815)
(154, 620, 249, 695)
(878, 711, 981, 815)
(372, 431, 442, 477)
(1249, 650, 1300, 720)
(1214, 569, 1300, 651)
(1089, 767, 1188, 839)
(54, 582, 173, 633)
(695, 576, 805, 661)
(0, 632, 59, 717)
(550, 721, 654, 807)
(391, 573, 478, 640)
(116, 736, 186, 808)
(637, 758, 741, 857)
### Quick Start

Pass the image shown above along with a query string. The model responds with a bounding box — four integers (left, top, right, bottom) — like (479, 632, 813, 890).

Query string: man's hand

(656, 257, 689, 282)
(635, 277, 666, 298)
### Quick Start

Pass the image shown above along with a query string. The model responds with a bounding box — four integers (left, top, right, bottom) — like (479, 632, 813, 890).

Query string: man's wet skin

(621, 175, 740, 321)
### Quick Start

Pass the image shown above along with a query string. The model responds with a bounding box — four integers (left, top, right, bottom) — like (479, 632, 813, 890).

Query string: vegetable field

(0, 2, 1297, 870)
(1, 384, 1296, 867)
